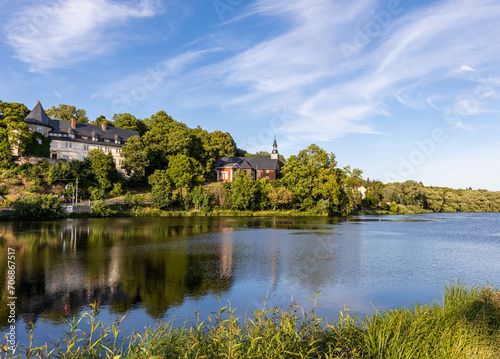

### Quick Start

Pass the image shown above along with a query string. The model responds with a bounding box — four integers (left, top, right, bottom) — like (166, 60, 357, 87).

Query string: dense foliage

(12, 194, 64, 219)
(1, 98, 499, 215)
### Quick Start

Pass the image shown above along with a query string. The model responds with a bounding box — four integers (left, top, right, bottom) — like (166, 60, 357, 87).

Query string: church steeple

(271, 136, 278, 159)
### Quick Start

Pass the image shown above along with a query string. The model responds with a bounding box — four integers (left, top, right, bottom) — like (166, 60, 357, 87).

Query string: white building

(24, 101, 138, 171)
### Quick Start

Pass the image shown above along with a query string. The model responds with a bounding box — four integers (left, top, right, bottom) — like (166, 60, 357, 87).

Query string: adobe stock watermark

(340, 0, 403, 61)
(8, 0, 66, 40)
(382, 129, 447, 183)
(237, 105, 292, 152)
(111, 63, 178, 113)
(444, 76, 497, 128)
(4, 248, 17, 354)
(212, 0, 246, 21)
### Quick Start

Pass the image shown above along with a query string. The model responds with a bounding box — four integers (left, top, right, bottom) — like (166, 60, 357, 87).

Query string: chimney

(102, 122, 107, 131)
(71, 118, 76, 128)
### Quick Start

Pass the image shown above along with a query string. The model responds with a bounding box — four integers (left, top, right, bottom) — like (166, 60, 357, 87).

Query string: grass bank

(2, 283, 499, 358)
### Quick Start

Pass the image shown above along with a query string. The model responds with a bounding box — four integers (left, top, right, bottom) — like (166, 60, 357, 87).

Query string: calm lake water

(1, 213, 499, 347)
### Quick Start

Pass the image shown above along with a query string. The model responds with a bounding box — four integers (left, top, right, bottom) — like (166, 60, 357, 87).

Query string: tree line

(1, 100, 499, 216)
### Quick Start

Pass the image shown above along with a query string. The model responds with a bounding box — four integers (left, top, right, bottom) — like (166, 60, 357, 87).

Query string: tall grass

(2, 283, 499, 358)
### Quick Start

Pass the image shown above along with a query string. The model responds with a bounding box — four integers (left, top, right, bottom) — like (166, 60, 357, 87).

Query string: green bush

(90, 200, 111, 217)
(389, 201, 398, 214)
(12, 194, 64, 219)
(191, 186, 211, 212)
(110, 182, 124, 197)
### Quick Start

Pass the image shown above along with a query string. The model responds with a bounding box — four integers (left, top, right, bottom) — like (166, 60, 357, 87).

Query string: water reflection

(0, 216, 347, 329)
(1, 213, 499, 344)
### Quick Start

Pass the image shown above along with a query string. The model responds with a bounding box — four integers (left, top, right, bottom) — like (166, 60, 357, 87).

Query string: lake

(1, 213, 499, 348)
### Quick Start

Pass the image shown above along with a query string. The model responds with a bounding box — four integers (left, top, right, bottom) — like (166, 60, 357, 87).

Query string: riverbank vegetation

(2, 283, 499, 358)
(1, 100, 500, 218)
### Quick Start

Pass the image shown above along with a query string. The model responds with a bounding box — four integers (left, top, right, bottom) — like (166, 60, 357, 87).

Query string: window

(37, 138, 42, 145)
(37, 126, 42, 133)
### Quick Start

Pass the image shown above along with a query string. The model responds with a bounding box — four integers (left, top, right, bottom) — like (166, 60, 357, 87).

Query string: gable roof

(216, 156, 280, 171)
(25, 101, 52, 128)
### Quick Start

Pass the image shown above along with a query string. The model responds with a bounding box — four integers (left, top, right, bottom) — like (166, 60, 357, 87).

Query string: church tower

(271, 136, 279, 160)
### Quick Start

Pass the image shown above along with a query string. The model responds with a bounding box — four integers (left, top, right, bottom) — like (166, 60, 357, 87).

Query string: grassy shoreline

(3, 283, 499, 358)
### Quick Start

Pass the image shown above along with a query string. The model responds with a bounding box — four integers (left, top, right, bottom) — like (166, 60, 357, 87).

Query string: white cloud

(207, 0, 500, 141)
(460, 65, 475, 72)
(4, 0, 160, 71)
(95, 0, 500, 148)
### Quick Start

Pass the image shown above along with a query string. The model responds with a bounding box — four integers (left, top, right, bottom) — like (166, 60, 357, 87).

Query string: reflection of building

(219, 230, 233, 278)
(21, 101, 138, 172)
(215, 137, 280, 182)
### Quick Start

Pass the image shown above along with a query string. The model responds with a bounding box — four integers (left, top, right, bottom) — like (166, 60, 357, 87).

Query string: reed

(2, 283, 499, 358)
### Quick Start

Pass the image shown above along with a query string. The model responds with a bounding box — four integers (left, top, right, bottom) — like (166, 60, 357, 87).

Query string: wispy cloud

(96, 0, 500, 145)
(4, 0, 161, 71)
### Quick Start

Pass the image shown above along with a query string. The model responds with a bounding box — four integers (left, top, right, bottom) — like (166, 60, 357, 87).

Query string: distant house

(215, 138, 281, 182)
(22, 101, 138, 172)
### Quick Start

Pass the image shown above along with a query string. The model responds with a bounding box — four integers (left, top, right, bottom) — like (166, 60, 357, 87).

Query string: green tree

(130, 111, 195, 174)
(45, 104, 89, 123)
(148, 169, 173, 209)
(121, 135, 147, 180)
(91, 199, 111, 217)
(165, 155, 204, 201)
(267, 187, 293, 210)
(229, 170, 257, 210)
(442, 190, 460, 212)
(113, 113, 147, 135)
(12, 194, 64, 219)
(282, 144, 340, 211)
(92, 115, 114, 127)
(424, 188, 444, 212)
(0, 101, 30, 166)
(191, 127, 237, 180)
(191, 186, 211, 212)
(87, 149, 117, 190)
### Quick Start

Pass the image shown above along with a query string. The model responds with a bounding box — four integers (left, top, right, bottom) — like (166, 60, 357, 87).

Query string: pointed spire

(25, 101, 53, 128)
(271, 135, 279, 159)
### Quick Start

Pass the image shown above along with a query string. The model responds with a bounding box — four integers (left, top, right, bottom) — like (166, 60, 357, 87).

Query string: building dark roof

(24, 101, 139, 146)
(25, 101, 53, 128)
(216, 156, 280, 171)
(49, 120, 138, 143)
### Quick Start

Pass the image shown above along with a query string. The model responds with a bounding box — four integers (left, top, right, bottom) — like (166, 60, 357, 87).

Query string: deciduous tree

(46, 104, 88, 123)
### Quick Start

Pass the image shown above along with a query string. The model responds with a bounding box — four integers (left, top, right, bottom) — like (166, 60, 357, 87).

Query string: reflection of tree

(0, 218, 235, 327)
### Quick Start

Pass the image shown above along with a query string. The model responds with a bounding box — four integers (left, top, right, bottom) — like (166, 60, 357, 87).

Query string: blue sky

(1, 0, 499, 190)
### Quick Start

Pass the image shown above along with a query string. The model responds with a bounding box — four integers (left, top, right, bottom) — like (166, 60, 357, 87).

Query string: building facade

(23, 101, 138, 171)
(215, 138, 281, 182)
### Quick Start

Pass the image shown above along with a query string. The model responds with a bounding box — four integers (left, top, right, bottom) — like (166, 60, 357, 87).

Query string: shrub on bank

(90, 200, 112, 217)
(2, 283, 499, 358)
(11, 194, 64, 219)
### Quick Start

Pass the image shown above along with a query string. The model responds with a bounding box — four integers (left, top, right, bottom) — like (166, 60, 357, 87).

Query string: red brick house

(215, 138, 281, 182)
